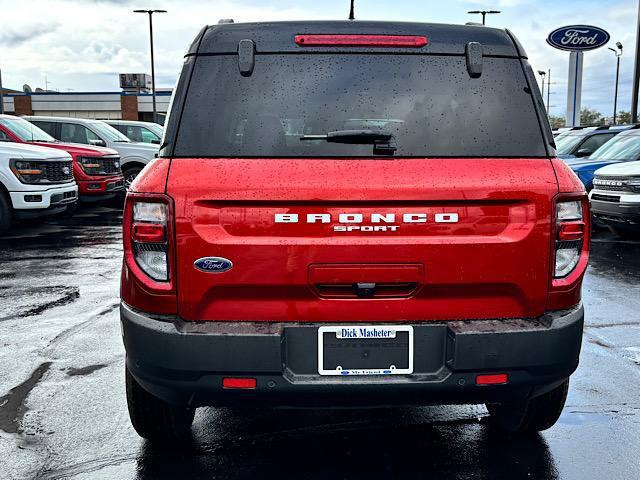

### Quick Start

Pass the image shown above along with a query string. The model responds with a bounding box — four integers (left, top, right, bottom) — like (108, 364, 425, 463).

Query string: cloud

(0, 22, 59, 47)
(0, 0, 635, 118)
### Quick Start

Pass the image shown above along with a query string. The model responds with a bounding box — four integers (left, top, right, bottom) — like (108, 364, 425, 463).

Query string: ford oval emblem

(194, 257, 233, 273)
(547, 25, 610, 52)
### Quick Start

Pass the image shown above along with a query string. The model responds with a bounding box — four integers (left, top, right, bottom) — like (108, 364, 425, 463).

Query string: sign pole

(566, 51, 584, 127)
(547, 25, 609, 127)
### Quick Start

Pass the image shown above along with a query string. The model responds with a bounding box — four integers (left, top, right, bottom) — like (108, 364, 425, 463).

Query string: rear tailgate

(167, 157, 558, 322)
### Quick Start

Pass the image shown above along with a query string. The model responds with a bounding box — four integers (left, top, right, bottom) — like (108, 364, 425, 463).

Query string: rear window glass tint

(172, 54, 546, 157)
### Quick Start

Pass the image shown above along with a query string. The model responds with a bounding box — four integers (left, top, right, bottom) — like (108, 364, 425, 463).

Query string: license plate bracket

(318, 325, 414, 376)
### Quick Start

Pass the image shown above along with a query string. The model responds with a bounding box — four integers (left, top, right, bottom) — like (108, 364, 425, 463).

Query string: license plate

(318, 325, 413, 376)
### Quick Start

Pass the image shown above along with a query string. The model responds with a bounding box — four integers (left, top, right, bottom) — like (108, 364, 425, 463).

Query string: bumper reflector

(476, 373, 508, 385)
(223, 377, 257, 389)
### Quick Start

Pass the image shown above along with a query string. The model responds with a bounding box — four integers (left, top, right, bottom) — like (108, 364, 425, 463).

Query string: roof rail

(218, 19, 234, 24)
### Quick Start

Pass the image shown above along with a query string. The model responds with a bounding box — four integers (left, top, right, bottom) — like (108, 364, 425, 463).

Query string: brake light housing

(294, 34, 428, 48)
(547, 194, 590, 310)
(121, 192, 177, 314)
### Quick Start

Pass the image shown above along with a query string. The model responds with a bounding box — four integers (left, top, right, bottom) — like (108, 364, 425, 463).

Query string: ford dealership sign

(547, 25, 610, 51)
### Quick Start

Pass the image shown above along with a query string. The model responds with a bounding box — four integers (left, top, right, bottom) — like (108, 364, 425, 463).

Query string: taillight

(554, 199, 587, 279)
(122, 189, 176, 314)
(130, 201, 169, 281)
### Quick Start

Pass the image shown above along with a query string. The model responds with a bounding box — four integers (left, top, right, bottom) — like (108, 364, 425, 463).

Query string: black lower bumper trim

(591, 199, 640, 225)
(14, 201, 77, 219)
(79, 192, 123, 202)
(121, 303, 584, 408)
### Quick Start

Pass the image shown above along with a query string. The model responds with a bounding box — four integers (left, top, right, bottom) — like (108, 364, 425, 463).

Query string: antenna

(349, 0, 355, 20)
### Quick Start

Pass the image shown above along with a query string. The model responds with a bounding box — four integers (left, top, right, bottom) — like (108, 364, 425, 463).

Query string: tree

(548, 115, 565, 129)
(617, 110, 632, 125)
(580, 107, 604, 126)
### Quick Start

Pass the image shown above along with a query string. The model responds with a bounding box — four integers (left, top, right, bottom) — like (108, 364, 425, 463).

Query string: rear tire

(125, 367, 195, 442)
(0, 191, 13, 234)
(487, 379, 569, 434)
(123, 166, 143, 190)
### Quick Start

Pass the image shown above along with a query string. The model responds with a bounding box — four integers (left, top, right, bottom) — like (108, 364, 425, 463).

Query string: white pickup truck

(0, 142, 78, 233)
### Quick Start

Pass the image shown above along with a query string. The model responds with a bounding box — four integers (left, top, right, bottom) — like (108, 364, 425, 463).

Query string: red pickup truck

(120, 21, 589, 442)
(0, 115, 124, 201)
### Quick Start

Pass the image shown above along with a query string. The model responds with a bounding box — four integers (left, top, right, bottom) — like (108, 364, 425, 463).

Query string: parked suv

(557, 125, 631, 190)
(556, 126, 628, 159)
(0, 115, 124, 201)
(121, 21, 589, 442)
(581, 127, 640, 193)
(26, 116, 158, 188)
(0, 142, 77, 233)
(591, 161, 640, 238)
(105, 120, 163, 145)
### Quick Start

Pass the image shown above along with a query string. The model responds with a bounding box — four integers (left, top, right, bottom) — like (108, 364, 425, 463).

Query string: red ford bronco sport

(120, 20, 589, 441)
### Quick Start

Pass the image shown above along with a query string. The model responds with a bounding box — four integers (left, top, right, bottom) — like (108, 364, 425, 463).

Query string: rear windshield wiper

(300, 129, 397, 155)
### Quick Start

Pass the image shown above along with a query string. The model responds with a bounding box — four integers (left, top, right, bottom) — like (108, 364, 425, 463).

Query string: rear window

(171, 54, 547, 157)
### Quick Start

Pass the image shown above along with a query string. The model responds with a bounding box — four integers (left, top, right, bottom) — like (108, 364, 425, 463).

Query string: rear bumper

(121, 302, 584, 408)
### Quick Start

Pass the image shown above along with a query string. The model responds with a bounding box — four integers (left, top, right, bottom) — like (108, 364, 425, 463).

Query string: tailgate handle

(309, 264, 423, 299)
(314, 282, 419, 299)
(356, 282, 376, 298)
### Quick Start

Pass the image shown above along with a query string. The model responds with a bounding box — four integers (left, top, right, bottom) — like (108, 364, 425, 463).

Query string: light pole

(609, 42, 623, 124)
(546, 69, 551, 114)
(133, 9, 167, 124)
(467, 10, 501, 25)
(632, 1, 640, 123)
(537, 70, 546, 101)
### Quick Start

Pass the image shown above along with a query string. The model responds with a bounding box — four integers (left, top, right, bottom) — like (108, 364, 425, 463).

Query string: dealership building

(0, 74, 171, 124)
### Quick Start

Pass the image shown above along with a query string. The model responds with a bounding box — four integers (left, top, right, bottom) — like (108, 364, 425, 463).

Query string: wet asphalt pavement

(1, 203, 639, 480)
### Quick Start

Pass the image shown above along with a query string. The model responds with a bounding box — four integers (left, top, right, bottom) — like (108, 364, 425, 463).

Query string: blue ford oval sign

(194, 257, 233, 273)
(547, 25, 610, 51)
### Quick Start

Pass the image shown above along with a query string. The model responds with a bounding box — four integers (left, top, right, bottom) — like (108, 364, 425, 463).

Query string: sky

(0, 0, 637, 118)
